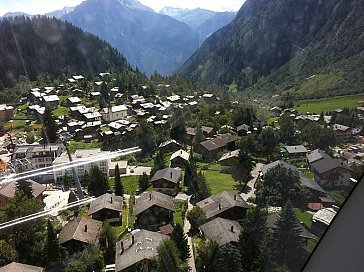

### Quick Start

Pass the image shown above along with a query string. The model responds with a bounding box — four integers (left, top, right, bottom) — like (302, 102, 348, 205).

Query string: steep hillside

(178, 0, 340, 88)
(62, 0, 199, 76)
(196, 12, 236, 42)
(0, 16, 135, 90)
(247, 0, 364, 99)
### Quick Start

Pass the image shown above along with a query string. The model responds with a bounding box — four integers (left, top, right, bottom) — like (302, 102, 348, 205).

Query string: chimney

(218, 203, 222, 210)
(170, 171, 173, 179)
(231, 226, 234, 233)
(110, 197, 113, 204)
(234, 194, 237, 200)
(149, 193, 152, 201)
(131, 235, 135, 245)
(84, 224, 88, 232)
(120, 241, 124, 255)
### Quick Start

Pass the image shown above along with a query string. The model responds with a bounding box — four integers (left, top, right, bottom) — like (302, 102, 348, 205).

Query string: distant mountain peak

(116, 0, 154, 12)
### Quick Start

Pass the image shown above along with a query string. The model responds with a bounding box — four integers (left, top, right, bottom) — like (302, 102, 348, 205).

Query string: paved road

(183, 199, 196, 272)
(240, 163, 263, 201)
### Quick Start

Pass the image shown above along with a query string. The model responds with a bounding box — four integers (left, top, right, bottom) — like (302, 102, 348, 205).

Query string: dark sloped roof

(200, 217, 242, 246)
(311, 158, 352, 174)
(0, 262, 44, 272)
(88, 193, 123, 215)
(59, 216, 102, 245)
(300, 176, 326, 194)
(115, 230, 169, 271)
(200, 137, 226, 151)
(134, 191, 175, 216)
(201, 126, 214, 134)
(260, 160, 297, 176)
(285, 145, 308, 154)
(0, 179, 45, 199)
(196, 191, 248, 220)
(150, 168, 182, 184)
(237, 124, 250, 132)
(306, 149, 330, 164)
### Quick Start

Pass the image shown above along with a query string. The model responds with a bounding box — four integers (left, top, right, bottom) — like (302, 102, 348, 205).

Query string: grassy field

(295, 94, 364, 113)
(329, 190, 348, 206)
(294, 208, 313, 229)
(53, 106, 69, 117)
(173, 201, 188, 227)
(69, 140, 102, 153)
(109, 175, 140, 195)
(202, 164, 239, 195)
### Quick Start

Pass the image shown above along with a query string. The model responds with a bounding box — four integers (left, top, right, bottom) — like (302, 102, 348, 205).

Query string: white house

(101, 105, 128, 122)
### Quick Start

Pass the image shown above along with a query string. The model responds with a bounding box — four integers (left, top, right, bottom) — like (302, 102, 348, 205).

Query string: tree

(156, 240, 189, 272)
(301, 122, 335, 152)
(186, 206, 206, 234)
(271, 201, 307, 271)
(82, 170, 90, 188)
(211, 244, 242, 272)
(258, 127, 278, 161)
(135, 121, 158, 155)
(278, 113, 296, 145)
(16, 179, 33, 198)
(231, 151, 254, 189)
(138, 172, 150, 192)
(68, 190, 78, 204)
(63, 172, 73, 191)
(99, 222, 116, 265)
(41, 107, 58, 143)
(46, 219, 60, 262)
(193, 124, 205, 146)
(256, 166, 306, 207)
(0, 240, 18, 267)
(65, 245, 104, 272)
(195, 239, 218, 272)
(152, 151, 166, 176)
(195, 171, 211, 201)
(87, 166, 109, 197)
(114, 164, 124, 196)
(171, 223, 190, 262)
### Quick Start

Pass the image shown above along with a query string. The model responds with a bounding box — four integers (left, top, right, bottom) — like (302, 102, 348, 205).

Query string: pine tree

(99, 222, 116, 265)
(114, 164, 124, 196)
(46, 219, 60, 262)
(156, 240, 189, 272)
(87, 166, 109, 197)
(186, 206, 206, 235)
(16, 179, 33, 198)
(193, 124, 205, 146)
(171, 223, 191, 262)
(63, 172, 73, 191)
(152, 151, 166, 176)
(271, 201, 307, 271)
(211, 244, 242, 272)
(41, 107, 58, 143)
(195, 171, 211, 201)
(138, 172, 150, 192)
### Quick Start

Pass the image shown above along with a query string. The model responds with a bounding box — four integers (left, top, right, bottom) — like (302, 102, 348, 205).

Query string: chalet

(197, 134, 238, 161)
(196, 191, 248, 222)
(300, 175, 327, 202)
(285, 145, 308, 158)
(0, 105, 14, 122)
(318, 195, 337, 208)
(28, 90, 43, 103)
(0, 179, 45, 207)
(83, 111, 102, 122)
(101, 105, 128, 122)
(185, 127, 196, 144)
(109, 161, 128, 176)
(94, 81, 104, 92)
(311, 208, 337, 236)
(236, 124, 250, 136)
(88, 193, 123, 224)
(306, 149, 331, 169)
(58, 216, 102, 252)
(202, 93, 217, 104)
(115, 230, 169, 272)
(159, 139, 183, 153)
(90, 92, 101, 100)
(170, 149, 189, 169)
(134, 191, 174, 229)
(311, 158, 352, 189)
(218, 149, 240, 173)
(201, 126, 215, 138)
(166, 95, 181, 103)
(72, 75, 85, 81)
(67, 121, 85, 133)
(0, 262, 44, 272)
(260, 160, 297, 177)
(41, 95, 60, 109)
(150, 168, 182, 196)
(200, 217, 242, 246)
(270, 106, 282, 117)
(332, 124, 351, 143)
(67, 96, 82, 106)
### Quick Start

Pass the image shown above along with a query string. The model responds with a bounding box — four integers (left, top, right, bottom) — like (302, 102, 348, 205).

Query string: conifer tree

(114, 164, 124, 196)
(46, 219, 60, 262)
(195, 171, 211, 201)
(16, 179, 33, 198)
(171, 223, 191, 262)
(211, 244, 242, 272)
(87, 166, 109, 197)
(41, 107, 58, 143)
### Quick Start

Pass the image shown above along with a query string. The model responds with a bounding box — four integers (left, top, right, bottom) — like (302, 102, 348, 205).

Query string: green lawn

(266, 116, 279, 127)
(202, 164, 239, 195)
(174, 201, 188, 227)
(69, 140, 102, 153)
(53, 106, 69, 117)
(329, 190, 348, 206)
(294, 94, 364, 113)
(294, 208, 313, 229)
(109, 175, 140, 195)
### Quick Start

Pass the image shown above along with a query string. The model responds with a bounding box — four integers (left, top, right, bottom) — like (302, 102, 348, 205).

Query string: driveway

(122, 166, 151, 176)
(240, 163, 263, 201)
(183, 198, 197, 272)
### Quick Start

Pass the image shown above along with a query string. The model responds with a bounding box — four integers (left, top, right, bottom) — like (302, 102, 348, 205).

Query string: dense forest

(0, 16, 136, 91)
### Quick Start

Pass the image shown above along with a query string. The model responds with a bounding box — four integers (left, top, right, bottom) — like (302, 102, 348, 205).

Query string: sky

(0, 0, 244, 16)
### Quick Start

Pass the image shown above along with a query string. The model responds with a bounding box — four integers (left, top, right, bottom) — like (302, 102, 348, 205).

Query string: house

(53, 148, 109, 184)
(306, 149, 331, 169)
(159, 139, 182, 153)
(59, 216, 102, 252)
(41, 95, 60, 109)
(299, 175, 327, 202)
(218, 149, 240, 173)
(67, 96, 82, 106)
(115, 230, 169, 272)
(199, 217, 242, 246)
(90, 92, 101, 100)
(285, 145, 308, 157)
(201, 126, 215, 138)
(83, 111, 102, 122)
(0, 179, 45, 207)
(109, 161, 128, 176)
(185, 127, 196, 144)
(236, 124, 250, 136)
(150, 168, 182, 196)
(0, 104, 14, 122)
(170, 149, 189, 169)
(332, 124, 351, 143)
(260, 160, 297, 177)
(311, 208, 337, 236)
(196, 191, 249, 222)
(88, 193, 123, 224)
(202, 93, 218, 104)
(0, 262, 44, 272)
(134, 191, 175, 229)
(197, 134, 238, 161)
(101, 105, 128, 122)
(270, 106, 282, 117)
(310, 158, 352, 189)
